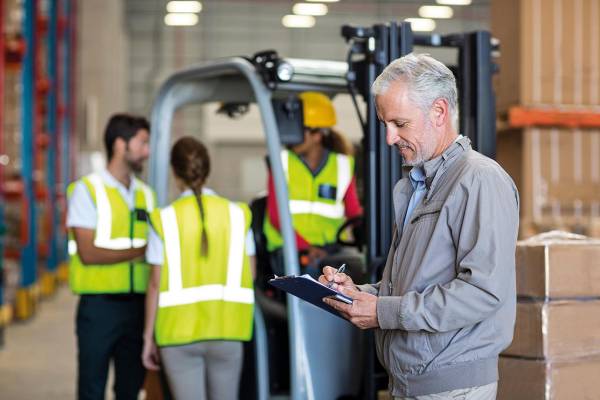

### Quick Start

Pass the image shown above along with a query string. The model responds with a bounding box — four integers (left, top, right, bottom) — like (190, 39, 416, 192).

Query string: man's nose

(386, 127, 397, 146)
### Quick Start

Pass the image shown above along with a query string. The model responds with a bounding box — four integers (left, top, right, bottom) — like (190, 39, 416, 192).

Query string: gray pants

(395, 382, 497, 400)
(160, 341, 243, 400)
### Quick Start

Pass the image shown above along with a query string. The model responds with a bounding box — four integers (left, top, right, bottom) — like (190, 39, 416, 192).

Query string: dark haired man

(66, 113, 157, 400)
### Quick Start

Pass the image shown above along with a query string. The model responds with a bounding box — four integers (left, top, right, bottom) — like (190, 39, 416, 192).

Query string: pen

(327, 263, 346, 288)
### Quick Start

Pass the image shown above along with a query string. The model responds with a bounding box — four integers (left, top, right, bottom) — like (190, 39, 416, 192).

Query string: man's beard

(126, 157, 144, 174)
(399, 125, 437, 167)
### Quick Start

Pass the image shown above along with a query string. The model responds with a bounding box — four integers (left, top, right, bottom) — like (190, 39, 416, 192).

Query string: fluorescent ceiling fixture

(405, 18, 436, 32)
(282, 14, 316, 28)
(166, 1, 202, 13)
(293, 3, 328, 16)
(164, 13, 199, 26)
(436, 0, 471, 5)
(419, 5, 453, 19)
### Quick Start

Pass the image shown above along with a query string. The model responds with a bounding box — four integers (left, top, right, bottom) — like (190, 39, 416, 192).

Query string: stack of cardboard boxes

(492, 0, 600, 238)
(499, 233, 600, 399)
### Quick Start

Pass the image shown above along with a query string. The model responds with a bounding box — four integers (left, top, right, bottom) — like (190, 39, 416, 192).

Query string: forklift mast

(341, 22, 498, 398)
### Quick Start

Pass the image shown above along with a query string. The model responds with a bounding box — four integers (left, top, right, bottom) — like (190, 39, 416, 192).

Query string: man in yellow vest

(66, 114, 156, 400)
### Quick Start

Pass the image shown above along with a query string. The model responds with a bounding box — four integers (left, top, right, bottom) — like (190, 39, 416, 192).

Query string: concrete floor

(0, 287, 77, 399)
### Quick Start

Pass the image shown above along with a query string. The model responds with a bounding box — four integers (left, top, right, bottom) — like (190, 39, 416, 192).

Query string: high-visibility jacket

(150, 193, 254, 347)
(264, 149, 354, 251)
(67, 173, 156, 294)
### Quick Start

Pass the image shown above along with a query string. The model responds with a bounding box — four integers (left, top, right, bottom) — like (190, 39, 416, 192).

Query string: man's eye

(394, 121, 407, 128)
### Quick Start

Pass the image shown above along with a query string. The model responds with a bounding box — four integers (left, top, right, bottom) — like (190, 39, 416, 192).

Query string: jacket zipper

(129, 210, 134, 293)
(411, 210, 440, 224)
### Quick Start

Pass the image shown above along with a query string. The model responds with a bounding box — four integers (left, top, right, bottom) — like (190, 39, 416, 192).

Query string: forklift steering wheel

(335, 216, 365, 249)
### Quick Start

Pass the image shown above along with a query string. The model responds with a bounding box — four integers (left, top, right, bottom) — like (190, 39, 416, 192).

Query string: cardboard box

(499, 356, 600, 400)
(497, 128, 600, 238)
(504, 300, 600, 359)
(492, 0, 600, 111)
(515, 239, 600, 297)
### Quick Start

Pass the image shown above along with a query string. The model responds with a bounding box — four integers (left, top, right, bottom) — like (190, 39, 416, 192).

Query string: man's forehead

(376, 85, 413, 115)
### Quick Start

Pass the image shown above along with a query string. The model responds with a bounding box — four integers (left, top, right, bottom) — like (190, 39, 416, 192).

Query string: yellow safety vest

(150, 193, 254, 347)
(67, 173, 156, 294)
(264, 149, 354, 251)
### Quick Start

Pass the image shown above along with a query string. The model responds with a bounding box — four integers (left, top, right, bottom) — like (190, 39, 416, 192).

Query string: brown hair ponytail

(170, 137, 211, 256)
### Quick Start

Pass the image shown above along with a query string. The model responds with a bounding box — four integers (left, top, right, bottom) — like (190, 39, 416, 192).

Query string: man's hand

(323, 286, 379, 330)
(142, 337, 160, 371)
(318, 265, 356, 291)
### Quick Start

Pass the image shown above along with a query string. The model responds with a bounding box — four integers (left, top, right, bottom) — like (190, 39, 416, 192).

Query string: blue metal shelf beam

(20, 0, 38, 288)
(47, 0, 59, 272)
(60, 0, 74, 260)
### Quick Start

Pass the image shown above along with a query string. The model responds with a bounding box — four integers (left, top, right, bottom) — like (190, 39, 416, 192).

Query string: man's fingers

(338, 285, 358, 297)
(148, 362, 160, 371)
(322, 266, 337, 278)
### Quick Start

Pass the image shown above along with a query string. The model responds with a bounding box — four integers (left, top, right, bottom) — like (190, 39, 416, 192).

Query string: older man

(321, 53, 519, 399)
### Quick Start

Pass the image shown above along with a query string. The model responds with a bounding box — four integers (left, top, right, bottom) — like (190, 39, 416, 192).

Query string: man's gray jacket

(358, 137, 519, 397)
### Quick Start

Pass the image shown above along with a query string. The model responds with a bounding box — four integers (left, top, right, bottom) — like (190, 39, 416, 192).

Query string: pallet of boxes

(492, 0, 600, 239)
(499, 231, 600, 399)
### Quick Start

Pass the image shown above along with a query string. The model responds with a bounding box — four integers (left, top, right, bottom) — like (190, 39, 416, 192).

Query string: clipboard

(268, 274, 353, 317)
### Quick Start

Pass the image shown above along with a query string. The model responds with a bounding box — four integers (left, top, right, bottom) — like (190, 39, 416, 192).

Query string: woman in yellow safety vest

(142, 136, 255, 400)
(263, 91, 363, 274)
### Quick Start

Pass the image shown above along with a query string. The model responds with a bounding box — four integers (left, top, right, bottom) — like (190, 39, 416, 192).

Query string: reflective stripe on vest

(68, 174, 154, 252)
(158, 203, 254, 308)
(288, 200, 345, 219)
(280, 150, 290, 181)
(139, 181, 155, 212)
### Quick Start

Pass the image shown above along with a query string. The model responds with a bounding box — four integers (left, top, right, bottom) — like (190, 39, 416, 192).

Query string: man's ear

(113, 137, 126, 157)
(431, 98, 449, 128)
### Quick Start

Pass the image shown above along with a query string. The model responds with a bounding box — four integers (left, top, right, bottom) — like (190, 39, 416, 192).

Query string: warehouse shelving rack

(13, 0, 39, 320)
(56, 0, 76, 283)
(0, 0, 76, 324)
(0, 0, 7, 347)
(1, 0, 27, 332)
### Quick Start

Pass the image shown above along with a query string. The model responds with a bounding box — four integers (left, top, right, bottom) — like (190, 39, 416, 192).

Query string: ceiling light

(306, 0, 339, 2)
(164, 13, 199, 26)
(436, 0, 471, 5)
(404, 18, 436, 32)
(166, 1, 202, 13)
(282, 15, 316, 28)
(293, 3, 328, 16)
(419, 5, 453, 19)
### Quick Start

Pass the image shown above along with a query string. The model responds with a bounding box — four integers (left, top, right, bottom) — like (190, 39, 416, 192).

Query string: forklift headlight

(276, 61, 294, 82)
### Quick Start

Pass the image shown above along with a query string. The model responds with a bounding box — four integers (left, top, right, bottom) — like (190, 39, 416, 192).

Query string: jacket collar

(419, 135, 471, 201)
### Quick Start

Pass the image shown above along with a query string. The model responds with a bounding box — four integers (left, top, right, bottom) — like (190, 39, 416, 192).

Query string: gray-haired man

(320, 53, 519, 399)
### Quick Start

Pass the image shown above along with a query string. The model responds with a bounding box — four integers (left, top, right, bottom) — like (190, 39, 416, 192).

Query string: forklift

(148, 21, 497, 400)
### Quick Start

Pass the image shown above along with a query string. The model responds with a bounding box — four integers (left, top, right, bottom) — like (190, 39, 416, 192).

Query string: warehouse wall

(121, 0, 490, 202)
(77, 0, 129, 174)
